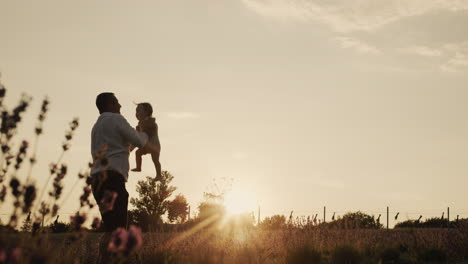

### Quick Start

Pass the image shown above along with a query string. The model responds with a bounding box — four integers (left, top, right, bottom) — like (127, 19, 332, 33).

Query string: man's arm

(115, 115, 148, 148)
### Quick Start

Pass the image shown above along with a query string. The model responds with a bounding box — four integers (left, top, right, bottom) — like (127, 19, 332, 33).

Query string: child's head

(135, 102, 153, 120)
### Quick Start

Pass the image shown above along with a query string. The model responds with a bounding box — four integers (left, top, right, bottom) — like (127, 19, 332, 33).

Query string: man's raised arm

(116, 115, 148, 148)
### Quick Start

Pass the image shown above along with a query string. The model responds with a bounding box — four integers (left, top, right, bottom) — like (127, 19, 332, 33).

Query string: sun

(224, 189, 257, 215)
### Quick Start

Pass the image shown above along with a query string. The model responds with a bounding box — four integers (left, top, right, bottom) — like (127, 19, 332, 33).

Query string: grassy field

(3, 227, 468, 263)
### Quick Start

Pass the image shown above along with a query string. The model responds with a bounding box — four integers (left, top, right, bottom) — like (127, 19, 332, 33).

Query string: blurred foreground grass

(3, 227, 468, 263)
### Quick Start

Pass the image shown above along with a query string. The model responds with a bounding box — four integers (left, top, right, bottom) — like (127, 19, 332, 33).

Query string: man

(90, 93, 148, 262)
(91, 92, 148, 230)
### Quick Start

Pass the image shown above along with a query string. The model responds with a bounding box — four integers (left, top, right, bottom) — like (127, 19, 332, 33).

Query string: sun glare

(224, 190, 257, 215)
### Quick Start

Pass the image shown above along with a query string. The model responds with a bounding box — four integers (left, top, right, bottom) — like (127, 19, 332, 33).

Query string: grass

(3, 227, 468, 263)
(1, 83, 468, 264)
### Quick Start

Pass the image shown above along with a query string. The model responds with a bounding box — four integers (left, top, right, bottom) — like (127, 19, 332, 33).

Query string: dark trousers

(91, 170, 129, 232)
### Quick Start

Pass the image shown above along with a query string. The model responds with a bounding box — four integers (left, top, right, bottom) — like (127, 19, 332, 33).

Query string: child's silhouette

(131, 102, 162, 180)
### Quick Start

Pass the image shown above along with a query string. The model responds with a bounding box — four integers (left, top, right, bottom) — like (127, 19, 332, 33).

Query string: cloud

(398, 45, 443, 57)
(166, 112, 200, 119)
(443, 42, 468, 52)
(440, 42, 468, 73)
(242, 0, 468, 32)
(335, 36, 380, 54)
(441, 53, 468, 72)
(393, 41, 468, 73)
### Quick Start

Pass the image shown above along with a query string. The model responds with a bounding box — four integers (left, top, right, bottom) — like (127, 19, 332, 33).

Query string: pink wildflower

(126, 225, 143, 252)
(10, 248, 21, 263)
(49, 163, 57, 174)
(80, 186, 92, 207)
(91, 217, 101, 230)
(108, 227, 128, 253)
(0, 185, 6, 202)
(0, 250, 6, 263)
(100, 191, 117, 212)
(70, 213, 87, 230)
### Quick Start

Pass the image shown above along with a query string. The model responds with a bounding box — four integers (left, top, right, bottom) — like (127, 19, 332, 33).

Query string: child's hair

(136, 102, 153, 116)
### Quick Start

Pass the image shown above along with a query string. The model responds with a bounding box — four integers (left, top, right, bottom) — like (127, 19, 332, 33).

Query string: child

(131, 102, 162, 180)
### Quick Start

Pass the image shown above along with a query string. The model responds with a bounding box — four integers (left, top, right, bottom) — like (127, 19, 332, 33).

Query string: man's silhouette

(90, 92, 148, 262)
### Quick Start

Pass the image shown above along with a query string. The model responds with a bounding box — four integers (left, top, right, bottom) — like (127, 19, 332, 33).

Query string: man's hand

(128, 143, 136, 152)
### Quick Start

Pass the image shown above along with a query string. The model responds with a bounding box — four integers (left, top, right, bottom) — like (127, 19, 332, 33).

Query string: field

(2, 226, 468, 263)
(1, 78, 468, 264)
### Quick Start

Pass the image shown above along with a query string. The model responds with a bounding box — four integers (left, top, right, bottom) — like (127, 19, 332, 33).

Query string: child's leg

(131, 149, 143, 172)
(151, 152, 162, 179)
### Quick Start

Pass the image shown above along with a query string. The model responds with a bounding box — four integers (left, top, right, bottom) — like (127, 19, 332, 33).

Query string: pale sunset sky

(1, 0, 468, 224)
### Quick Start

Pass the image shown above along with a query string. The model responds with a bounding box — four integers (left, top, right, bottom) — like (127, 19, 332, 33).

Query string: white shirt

(91, 112, 148, 181)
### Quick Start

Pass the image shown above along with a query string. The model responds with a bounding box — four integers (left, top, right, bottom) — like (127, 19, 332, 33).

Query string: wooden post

(258, 206, 261, 225)
(387, 206, 389, 230)
(447, 207, 450, 222)
(323, 206, 326, 223)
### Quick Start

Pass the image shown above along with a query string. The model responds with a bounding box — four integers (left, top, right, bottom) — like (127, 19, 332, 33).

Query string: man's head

(96, 93, 121, 114)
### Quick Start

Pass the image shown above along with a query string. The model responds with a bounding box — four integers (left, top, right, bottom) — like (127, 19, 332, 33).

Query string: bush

(326, 212, 383, 229)
(258, 215, 286, 230)
(49, 221, 69, 233)
(395, 217, 468, 229)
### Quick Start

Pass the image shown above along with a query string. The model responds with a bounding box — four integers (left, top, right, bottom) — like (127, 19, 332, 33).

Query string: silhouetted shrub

(394, 220, 419, 228)
(0, 225, 17, 233)
(130, 172, 177, 231)
(49, 221, 69, 233)
(395, 217, 468, 229)
(326, 211, 383, 229)
(258, 215, 286, 230)
(420, 218, 449, 228)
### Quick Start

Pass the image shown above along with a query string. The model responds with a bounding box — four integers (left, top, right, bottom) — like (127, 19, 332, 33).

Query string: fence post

(447, 207, 450, 222)
(387, 206, 389, 230)
(447, 207, 450, 228)
(323, 206, 326, 223)
(258, 206, 261, 225)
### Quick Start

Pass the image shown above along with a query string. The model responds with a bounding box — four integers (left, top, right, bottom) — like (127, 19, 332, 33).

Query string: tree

(167, 194, 189, 223)
(225, 213, 255, 230)
(48, 221, 69, 233)
(327, 211, 383, 229)
(197, 201, 225, 220)
(395, 217, 458, 228)
(197, 188, 226, 219)
(128, 209, 153, 231)
(130, 171, 176, 229)
(394, 220, 419, 228)
(258, 215, 286, 230)
(191, 178, 234, 228)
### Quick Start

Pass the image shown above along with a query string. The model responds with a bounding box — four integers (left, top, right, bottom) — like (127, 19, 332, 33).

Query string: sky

(1, 0, 468, 225)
